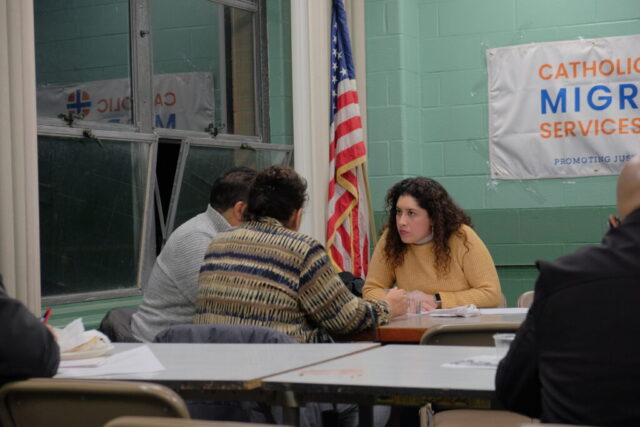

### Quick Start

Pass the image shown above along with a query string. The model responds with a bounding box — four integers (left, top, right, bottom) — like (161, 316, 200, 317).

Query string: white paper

(442, 354, 501, 369)
(479, 308, 528, 315)
(56, 345, 165, 378)
(428, 304, 480, 318)
(59, 357, 107, 368)
(55, 318, 112, 353)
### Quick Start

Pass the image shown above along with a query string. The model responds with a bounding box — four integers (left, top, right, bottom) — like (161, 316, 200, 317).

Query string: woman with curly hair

(363, 177, 501, 310)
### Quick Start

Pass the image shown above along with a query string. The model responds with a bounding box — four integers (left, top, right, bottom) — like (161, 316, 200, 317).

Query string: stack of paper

(54, 318, 113, 360)
(428, 304, 481, 318)
(57, 345, 165, 378)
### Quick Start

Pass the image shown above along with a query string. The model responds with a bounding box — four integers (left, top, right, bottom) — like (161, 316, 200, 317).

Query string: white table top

(262, 345, 497, 399)
(92, 342, 380, 389)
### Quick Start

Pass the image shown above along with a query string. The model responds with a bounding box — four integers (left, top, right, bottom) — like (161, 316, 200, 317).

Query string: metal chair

(517, 291, 534, 308)
(432, 409, 536, 426)
(419, 322, 521, 346)
(498, 292, 508, 308)
(0, 378, 190, 427)
(105, 415, 288, 427)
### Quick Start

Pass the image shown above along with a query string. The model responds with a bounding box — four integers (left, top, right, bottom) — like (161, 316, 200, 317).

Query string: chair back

(99, 307, 140, 342)
(154, 323, 296, 344)
(517, 291, 534, 308)
(419, 322, 520, 346)
(498, 292, 508, 308)
(0, 378, 189, 427)
(105, 415, 280, 427)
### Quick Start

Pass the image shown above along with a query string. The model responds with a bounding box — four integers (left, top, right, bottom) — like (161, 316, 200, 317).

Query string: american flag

(326, 0, 371, 278)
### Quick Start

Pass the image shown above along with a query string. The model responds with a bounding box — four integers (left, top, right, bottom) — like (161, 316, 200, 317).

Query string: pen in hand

(41, 308, 52, 324)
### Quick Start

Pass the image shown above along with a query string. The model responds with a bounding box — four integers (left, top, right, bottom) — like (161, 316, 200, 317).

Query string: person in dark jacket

(0, 274, 60, 385)
(495, 154, 640, 426)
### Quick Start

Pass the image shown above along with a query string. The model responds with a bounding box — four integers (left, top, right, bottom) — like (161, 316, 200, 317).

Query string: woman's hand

(406, 290, 431, 313)
(422, 294, 439, 311)
(383, 288, 409, 317)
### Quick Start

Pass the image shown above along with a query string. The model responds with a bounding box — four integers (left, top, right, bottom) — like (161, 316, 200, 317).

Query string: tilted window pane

(172, 145, 289, 230)
(150, 1, 256, 135)
(34, 0, 132, 126)
(38, 137, 149, 296)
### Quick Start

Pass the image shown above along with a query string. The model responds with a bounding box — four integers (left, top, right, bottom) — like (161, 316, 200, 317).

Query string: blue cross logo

(66, 89, 92, 114)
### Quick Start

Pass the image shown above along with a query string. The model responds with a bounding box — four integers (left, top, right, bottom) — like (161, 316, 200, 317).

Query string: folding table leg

(282, 390, 301, 426)
(359, 404, 374, 427)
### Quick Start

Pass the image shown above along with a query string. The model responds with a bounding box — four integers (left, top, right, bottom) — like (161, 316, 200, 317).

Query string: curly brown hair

(383, 177, 472, 275)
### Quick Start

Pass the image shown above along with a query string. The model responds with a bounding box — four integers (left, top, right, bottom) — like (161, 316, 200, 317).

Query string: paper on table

(478, 308, 528, 315)
(428, 304, 480, 318)
(55, 318, 112, 353)
(59, 357, 107, 369)
(442, 354, 501, 369)
(56, 345, 165, 378)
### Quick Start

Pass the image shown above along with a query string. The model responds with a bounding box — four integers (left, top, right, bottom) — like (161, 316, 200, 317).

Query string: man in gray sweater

(131, 167, 256, 342)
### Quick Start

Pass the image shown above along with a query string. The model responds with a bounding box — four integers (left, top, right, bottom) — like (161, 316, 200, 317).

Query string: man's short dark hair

(244, 165, 307, 223)
(209, 166, 257, 212)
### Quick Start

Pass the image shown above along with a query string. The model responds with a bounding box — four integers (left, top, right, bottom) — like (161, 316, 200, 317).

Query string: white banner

(37, 72, 214, 132)
(487, 35, 640, 179)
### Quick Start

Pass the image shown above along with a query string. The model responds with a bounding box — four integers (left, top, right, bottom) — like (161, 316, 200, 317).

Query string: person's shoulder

(450, 224, 482, 244)
(459, 223, 478, 236)
(277, 225, 321, 250)
(535, 243, 608, 291)
(165, 211, 220, 245)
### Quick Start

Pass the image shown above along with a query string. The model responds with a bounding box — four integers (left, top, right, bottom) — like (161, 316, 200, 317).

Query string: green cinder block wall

(365, 0, 640, 305)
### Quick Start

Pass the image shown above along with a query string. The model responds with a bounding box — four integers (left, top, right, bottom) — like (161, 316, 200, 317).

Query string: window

(34, 0, 291, 304)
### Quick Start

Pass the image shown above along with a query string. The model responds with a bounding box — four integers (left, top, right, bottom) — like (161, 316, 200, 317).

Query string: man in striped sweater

(195, 166, 407, 342)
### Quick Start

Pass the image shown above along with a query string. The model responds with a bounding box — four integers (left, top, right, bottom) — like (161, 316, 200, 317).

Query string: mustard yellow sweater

(363, 225, 501, 308)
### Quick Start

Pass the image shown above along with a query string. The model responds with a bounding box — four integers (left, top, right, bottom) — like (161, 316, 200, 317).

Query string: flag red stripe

(335, 142, 366, 170)
(334, 116, 362, 142)
(336, 90, 359, 110)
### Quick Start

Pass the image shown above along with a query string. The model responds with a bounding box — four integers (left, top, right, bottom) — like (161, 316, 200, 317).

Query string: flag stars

(340, 68, 347, 76)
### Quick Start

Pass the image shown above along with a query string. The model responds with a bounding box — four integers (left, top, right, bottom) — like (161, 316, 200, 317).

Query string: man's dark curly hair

(244, 165, 307, 224)
(383, 177, 472, 275)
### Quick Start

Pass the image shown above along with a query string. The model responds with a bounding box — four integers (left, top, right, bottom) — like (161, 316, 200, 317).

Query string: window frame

(39, 127, 157, 306)
(37, 0, 273, 305)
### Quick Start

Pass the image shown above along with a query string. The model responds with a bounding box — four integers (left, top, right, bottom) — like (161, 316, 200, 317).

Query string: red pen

(41, 308, 52, 323)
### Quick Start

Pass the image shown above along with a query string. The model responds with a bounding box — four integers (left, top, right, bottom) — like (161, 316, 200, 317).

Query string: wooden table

(377, 309, 527, 343)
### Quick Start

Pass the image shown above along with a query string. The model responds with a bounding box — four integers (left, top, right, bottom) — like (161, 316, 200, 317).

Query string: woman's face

(395, 194, 433, 244)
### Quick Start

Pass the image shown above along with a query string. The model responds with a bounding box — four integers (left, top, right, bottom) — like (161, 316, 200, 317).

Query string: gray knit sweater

(131, 206, 230, 341)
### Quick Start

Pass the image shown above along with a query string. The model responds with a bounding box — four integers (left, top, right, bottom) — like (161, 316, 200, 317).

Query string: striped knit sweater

(194, 217, 391, 343)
